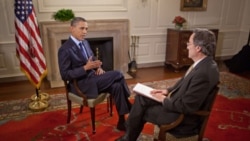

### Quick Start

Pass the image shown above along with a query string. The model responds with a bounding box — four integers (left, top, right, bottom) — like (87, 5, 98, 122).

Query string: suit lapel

(82, 40, 90, 57)
(171, 57, 212, 96)
(181, 57, 212, 83)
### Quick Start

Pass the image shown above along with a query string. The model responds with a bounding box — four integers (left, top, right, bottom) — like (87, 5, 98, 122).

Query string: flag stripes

(15, 0, 47, 88)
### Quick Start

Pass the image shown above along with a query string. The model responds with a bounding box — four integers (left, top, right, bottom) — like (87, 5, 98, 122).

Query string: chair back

(63, 80, 71, 100)
(201, 85, 219, 111)
(64, 79, 88, 106)
(196, 85, 219, 141)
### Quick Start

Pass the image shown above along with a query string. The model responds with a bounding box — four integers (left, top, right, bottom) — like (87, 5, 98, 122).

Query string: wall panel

(0, 43, 23, 78)
(193, 0, 222, 27)
(223, 0, 243, 27)
(37, 0, 127, 12)
(0, 0, 15, 43)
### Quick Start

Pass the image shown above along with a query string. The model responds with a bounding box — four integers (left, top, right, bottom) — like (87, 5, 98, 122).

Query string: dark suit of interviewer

(116, 28, 219, 141)
(58, 17, 131, 131)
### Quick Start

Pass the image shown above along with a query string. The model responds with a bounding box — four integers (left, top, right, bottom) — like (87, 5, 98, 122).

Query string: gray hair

(193, 28, 216, 56)
(70, 17, 87, 27)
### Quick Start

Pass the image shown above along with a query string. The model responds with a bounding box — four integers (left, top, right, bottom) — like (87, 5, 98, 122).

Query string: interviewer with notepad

(115, 28, 219, 141)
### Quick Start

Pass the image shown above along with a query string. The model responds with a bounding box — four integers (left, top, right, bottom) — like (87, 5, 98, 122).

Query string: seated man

(116, 28, 219, 141)
(58, 17, 131, 131)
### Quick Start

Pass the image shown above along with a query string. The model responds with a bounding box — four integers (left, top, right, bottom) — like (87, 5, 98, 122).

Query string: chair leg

(107, 96, 109, 113)
(109, 96, 113, 116)
(90, 107, 96, 134)
(79, 105, 83, 113)
(67, 100, 72, 123)
(158, 128, 167, 141)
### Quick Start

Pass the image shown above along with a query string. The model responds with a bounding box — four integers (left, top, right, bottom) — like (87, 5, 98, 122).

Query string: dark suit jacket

(58, 37, 99, 98)
(164, 56, 219, 113)
(163, 56, 219, 136)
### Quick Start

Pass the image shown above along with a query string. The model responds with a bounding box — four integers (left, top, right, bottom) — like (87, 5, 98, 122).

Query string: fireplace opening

(61, 37, 113, 71)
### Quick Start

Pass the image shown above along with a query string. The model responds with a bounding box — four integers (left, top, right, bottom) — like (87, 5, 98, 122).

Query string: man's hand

(95, 67, 105, 75)
(150, 89, 168, 103)
(83, 56, 102, 70)
(150, 89, 168, 95)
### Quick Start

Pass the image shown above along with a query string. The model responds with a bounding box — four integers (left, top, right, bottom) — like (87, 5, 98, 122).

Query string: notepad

(133, 83, 161, 102)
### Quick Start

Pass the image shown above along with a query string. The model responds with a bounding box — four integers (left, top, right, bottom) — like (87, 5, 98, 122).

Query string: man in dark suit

(115, 28, 219, 141)
(58, 17, 131, 131)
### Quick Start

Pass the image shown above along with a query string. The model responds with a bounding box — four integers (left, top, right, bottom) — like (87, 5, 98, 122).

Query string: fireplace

(40, 19, 130, 88)
(87, 37, 114, 71)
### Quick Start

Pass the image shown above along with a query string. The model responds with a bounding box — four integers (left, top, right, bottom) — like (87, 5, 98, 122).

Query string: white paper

(133, 83, 161, 102)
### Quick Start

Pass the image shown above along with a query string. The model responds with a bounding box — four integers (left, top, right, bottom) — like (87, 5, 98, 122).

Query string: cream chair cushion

(68, 92, 109, 107)
(154, 125, 199, 141)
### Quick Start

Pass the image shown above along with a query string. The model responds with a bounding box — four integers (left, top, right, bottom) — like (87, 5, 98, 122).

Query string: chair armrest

(72, 79, 88, 106)
(158, 114, 184, 141)
(155, 85, 219, 141)
(194, 110, 210, 116)
(159, 114, 184, 130)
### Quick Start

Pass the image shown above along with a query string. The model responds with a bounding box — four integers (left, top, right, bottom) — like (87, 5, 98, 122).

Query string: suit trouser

(125, 95, 179, 141)
(94, 70, 131, 115)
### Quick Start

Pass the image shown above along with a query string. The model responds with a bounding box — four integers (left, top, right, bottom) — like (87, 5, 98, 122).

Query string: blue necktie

(79, 42, 88, 59)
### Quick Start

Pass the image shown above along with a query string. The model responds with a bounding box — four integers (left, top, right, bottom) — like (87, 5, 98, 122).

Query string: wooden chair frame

(64, 79, 113, 134)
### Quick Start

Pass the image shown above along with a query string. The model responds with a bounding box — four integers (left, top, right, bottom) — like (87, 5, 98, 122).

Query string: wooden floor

(0, 66, 186, 101)
(0, 62, 249, 101)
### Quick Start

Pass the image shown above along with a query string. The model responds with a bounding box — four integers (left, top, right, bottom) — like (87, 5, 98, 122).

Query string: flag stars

(15, 0, 33, 22)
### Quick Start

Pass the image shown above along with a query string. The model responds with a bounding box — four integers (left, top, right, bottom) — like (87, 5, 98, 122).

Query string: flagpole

(31, 88, 49, 101)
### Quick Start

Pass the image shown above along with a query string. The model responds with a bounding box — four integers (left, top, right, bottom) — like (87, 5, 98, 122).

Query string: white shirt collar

(70, 35, 82, 48)
(193, 56, 206, 68)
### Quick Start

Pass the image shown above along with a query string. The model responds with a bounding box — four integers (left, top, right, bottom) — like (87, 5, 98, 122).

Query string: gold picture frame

(180, 0, 207, 11)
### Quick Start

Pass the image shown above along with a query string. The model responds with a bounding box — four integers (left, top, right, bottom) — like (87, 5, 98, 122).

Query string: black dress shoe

(116, 121, 126, 131)
(115, 135, 128, 141)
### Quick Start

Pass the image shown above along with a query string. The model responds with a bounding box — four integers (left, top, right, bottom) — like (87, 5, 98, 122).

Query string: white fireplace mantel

(40, 19, 130, 88)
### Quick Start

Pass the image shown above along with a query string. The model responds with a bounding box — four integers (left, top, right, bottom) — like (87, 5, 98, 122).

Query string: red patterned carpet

(0, 102, 154, 141)
(0, 72, 249, 141)
(205, 95, 250, 141)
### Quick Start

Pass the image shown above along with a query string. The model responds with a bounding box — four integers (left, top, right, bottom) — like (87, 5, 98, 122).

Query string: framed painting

(180, 0, 207, 11)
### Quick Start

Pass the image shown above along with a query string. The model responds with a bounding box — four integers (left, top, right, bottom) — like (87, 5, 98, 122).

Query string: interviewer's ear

(195, 45, 202, 52)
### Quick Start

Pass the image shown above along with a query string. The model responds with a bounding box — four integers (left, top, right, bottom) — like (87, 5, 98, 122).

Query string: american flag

(15, 0, 47, 89)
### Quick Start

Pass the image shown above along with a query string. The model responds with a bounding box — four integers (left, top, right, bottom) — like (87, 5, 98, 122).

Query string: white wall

(0, 0, 249, 80)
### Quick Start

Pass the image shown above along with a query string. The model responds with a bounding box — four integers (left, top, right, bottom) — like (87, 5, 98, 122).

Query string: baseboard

(136, 56, 234, 69)
(137, 62, 164, 68)
(0, 76, 28, 83)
